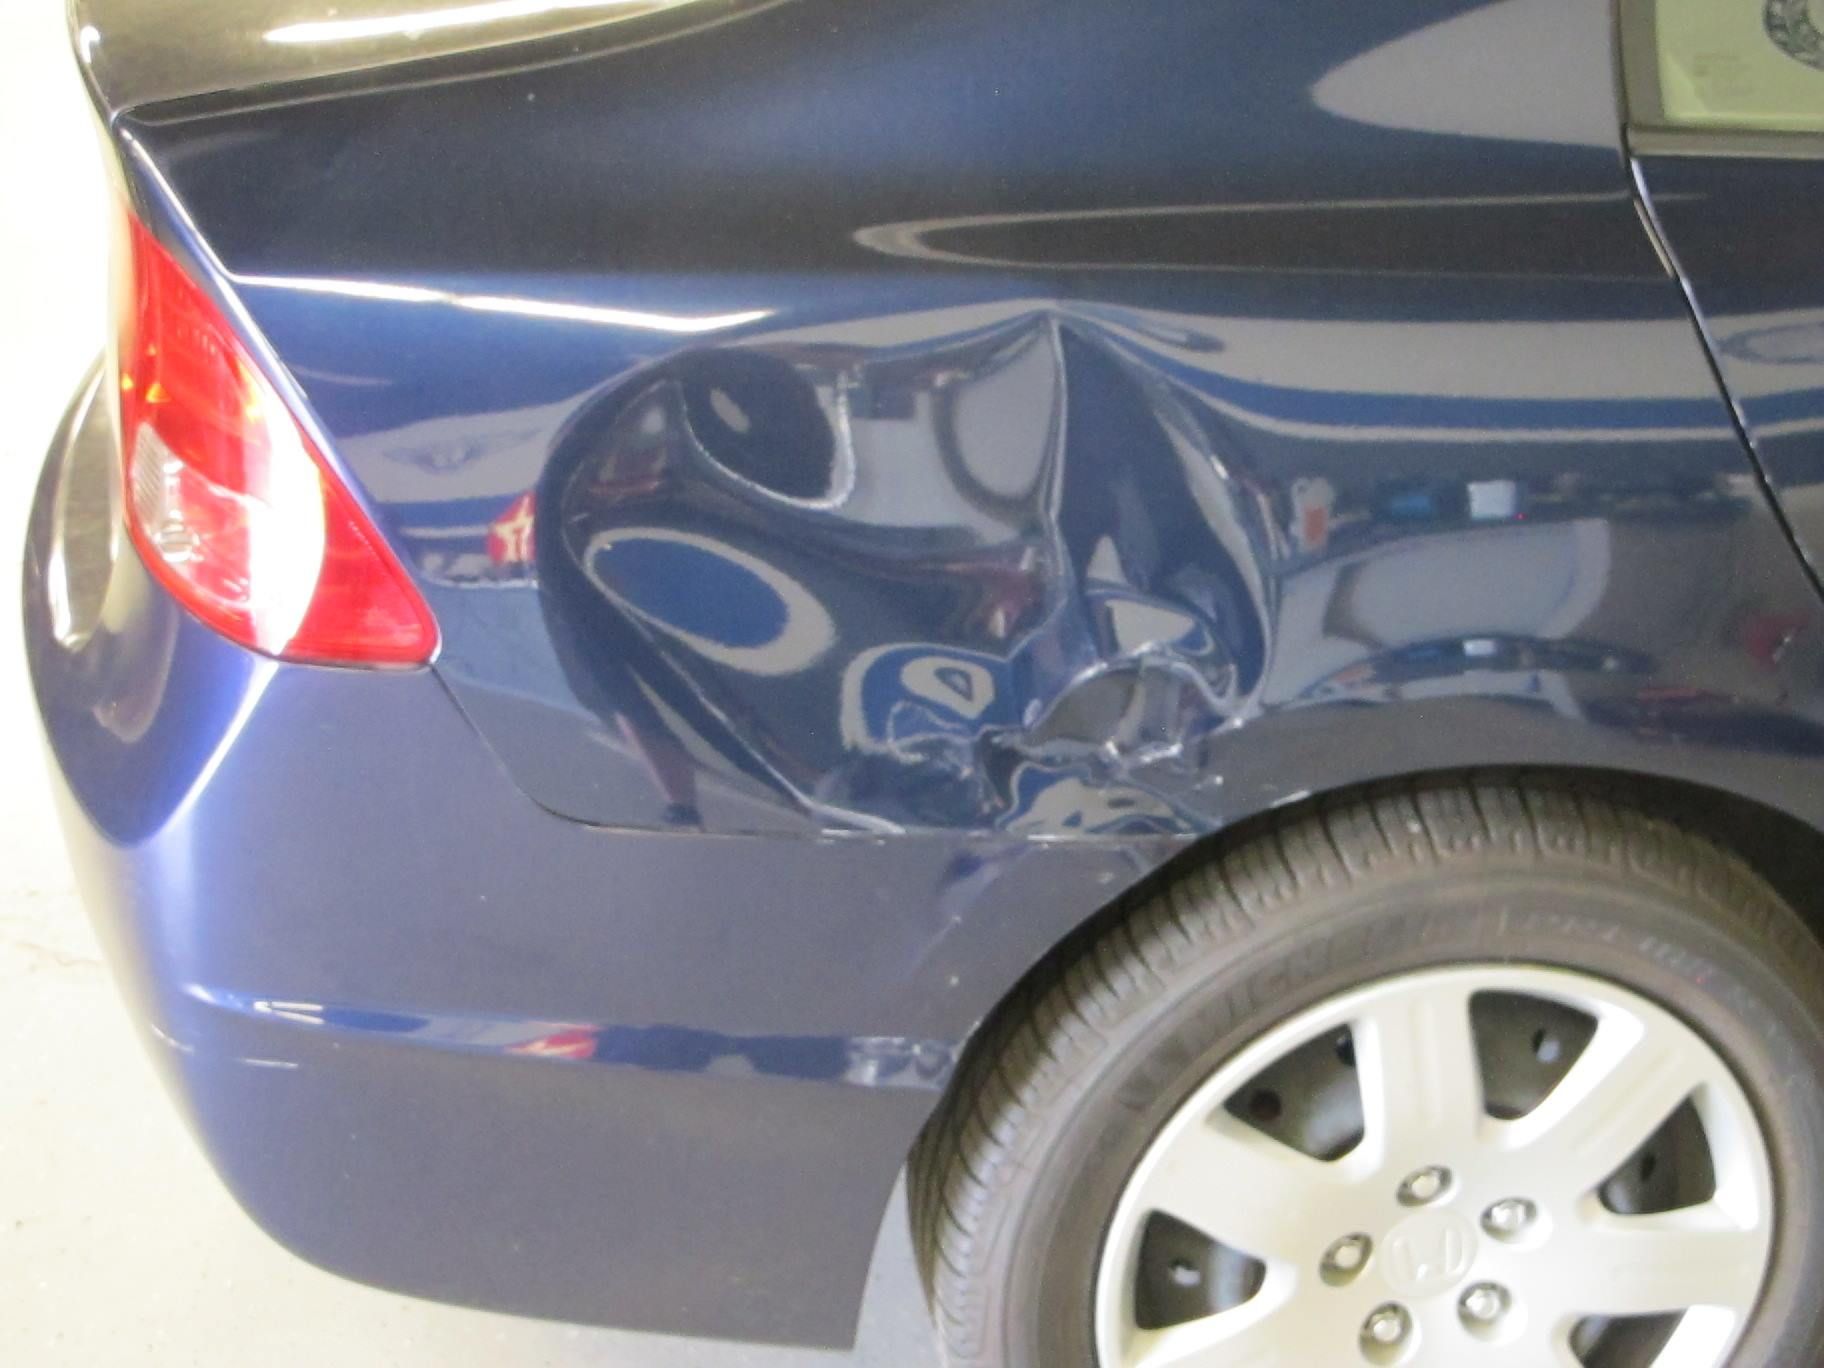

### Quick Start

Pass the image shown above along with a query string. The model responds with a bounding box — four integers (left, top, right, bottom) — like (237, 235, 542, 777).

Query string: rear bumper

(23, 366, 1176, 1344)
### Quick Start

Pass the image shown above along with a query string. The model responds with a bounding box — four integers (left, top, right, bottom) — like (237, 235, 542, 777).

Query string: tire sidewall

(985, 863, 1824, 1366)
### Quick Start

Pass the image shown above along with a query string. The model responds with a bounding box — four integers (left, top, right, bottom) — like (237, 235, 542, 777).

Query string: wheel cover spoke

(1472, 1321, 1585, 1368)
(1125, 1279, 1334, 1368)
(1128, 1113, 1348, 1263)
(1353, 977, 1484, 1163)
(1551, 1206, 1767, 1318)
(1497, 1007, 1709, 1198)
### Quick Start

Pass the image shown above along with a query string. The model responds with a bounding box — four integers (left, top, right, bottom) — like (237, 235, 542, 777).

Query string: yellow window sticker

(1656, 0, 1824, 131)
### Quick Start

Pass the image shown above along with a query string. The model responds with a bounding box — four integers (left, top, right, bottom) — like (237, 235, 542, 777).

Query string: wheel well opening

(922, 763, 1824, 1152)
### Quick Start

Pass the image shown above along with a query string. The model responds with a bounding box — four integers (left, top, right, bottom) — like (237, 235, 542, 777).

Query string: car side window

(1623, 0, 1824, 142)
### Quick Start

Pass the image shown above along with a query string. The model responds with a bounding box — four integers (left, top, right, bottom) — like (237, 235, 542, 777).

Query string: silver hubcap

(1093, 965, 1774, 1366)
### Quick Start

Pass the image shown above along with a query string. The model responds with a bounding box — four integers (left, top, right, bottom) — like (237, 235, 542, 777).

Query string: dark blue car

(24, 1, 1824, 1363)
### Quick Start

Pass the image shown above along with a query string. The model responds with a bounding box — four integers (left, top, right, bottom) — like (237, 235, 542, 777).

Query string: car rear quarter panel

(96, 0, 1824, 842)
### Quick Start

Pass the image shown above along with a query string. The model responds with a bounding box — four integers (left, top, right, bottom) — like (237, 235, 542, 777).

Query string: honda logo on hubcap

(1382, 1211, 1476, 1297)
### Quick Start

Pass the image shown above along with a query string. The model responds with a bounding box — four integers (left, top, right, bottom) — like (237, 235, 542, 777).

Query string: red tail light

(113, 211, 437, 666)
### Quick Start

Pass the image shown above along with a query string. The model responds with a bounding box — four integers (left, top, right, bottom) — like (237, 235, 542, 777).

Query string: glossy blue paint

(28, 0, 1824, 1349)
(106, 0, 1824, 843)
(187, 984, 956, 1089)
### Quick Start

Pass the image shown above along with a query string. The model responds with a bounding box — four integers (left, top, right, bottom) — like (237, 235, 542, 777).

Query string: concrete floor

(0, 7, 937, 1365)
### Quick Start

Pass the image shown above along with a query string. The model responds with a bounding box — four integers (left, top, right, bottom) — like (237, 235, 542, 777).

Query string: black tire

(908, 776, 1824, 1367)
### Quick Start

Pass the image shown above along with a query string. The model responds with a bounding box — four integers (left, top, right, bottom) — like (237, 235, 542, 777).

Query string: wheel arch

(923, 761, 1824, 1161)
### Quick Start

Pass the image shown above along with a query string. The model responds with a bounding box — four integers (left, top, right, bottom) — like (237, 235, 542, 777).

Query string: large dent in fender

(539, 307, 1276, 836)
(519, 284, 1824, 838)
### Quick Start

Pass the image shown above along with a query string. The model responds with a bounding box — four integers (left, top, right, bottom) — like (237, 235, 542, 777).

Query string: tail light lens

(113, 211, 437, 666)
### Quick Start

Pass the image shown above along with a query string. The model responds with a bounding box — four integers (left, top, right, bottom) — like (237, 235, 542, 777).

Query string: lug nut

(1398, 1165, 1452, 1205)
(1460, 1282, 1510, 1327)
(1322, 1233, 1372, 1279)
(1363, 1303, 1410, 1347)
(1482, 1198, 1536, 1238)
